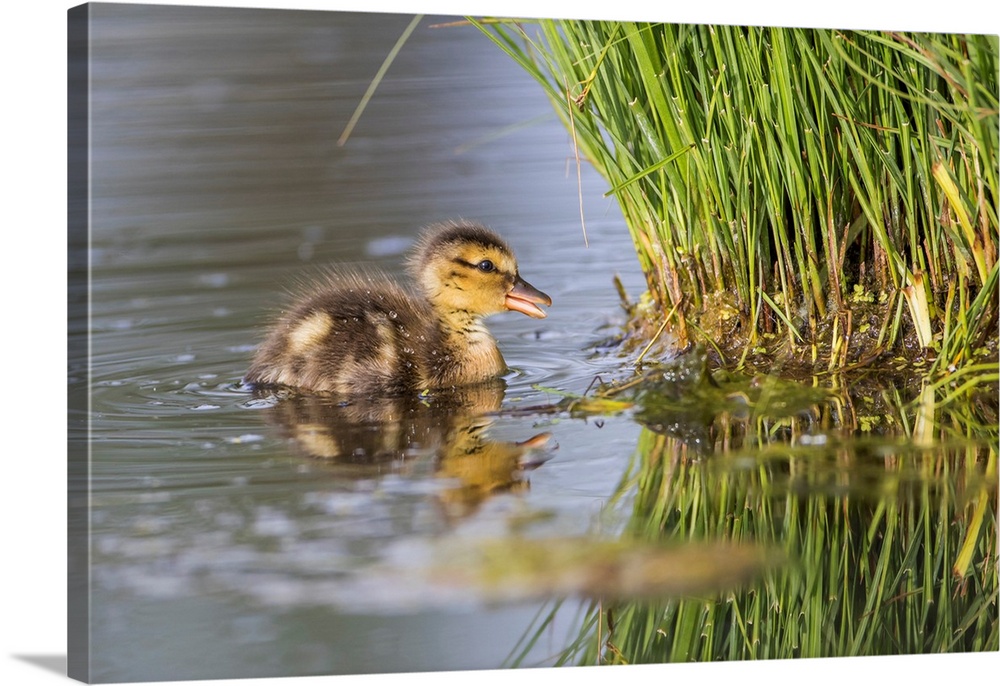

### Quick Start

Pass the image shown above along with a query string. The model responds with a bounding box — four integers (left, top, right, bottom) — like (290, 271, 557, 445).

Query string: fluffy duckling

(245, 221, 551, 395)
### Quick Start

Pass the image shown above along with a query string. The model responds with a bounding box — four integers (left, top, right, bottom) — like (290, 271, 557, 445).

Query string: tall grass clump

(475, 21, 998, 385)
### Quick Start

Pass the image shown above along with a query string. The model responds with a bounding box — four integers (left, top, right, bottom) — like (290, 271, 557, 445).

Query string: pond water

(74, 5, 652, 681)
(71, 4, 997, 683)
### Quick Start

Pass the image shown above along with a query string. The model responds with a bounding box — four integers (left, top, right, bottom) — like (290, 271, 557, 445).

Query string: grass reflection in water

(504, 352, 998, 664)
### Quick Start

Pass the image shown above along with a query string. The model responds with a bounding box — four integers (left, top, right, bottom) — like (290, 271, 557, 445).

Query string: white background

(2, 1, 997, 685)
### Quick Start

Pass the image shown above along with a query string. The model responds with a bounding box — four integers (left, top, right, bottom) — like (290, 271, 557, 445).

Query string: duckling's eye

(476, 259, 495, 273)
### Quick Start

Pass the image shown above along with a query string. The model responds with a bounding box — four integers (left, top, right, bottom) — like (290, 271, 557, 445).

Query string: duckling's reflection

(257, 379, 552, 517)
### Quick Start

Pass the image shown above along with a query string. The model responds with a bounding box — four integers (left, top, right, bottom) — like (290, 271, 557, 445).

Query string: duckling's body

(245, 222, 551, 395)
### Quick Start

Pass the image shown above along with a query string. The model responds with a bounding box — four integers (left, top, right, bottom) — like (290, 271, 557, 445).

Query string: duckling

(245, 221, 551, 395)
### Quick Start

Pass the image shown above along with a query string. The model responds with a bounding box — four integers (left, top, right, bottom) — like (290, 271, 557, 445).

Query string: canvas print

(68, 2, 998, 683)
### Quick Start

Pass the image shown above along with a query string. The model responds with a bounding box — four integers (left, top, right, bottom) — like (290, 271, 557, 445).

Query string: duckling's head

(408, 221, 551, 321)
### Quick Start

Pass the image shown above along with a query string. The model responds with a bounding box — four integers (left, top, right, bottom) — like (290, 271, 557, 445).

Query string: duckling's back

(245, 272, 431, 396)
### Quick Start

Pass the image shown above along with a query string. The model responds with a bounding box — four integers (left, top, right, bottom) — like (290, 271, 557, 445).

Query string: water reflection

(255, 380, 553, 518)
(548, 425, 998, 665)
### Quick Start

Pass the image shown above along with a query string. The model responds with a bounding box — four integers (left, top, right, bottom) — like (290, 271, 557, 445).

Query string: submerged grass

(474, 20, 998, 393)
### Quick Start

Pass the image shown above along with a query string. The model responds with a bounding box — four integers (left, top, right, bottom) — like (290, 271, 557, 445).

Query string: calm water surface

(78, 5, 647, 681)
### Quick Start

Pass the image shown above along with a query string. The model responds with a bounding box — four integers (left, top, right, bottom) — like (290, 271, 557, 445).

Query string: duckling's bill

(505, 275, 552, 319)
